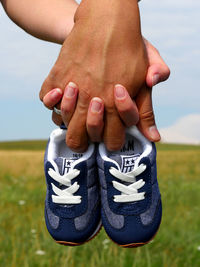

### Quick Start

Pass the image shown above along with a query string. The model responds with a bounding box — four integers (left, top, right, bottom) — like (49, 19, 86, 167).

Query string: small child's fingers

(52, 111, 63, 126)
(146, 64, 170, 88)
(86, 98, 104, 142)
(144, 39, 170, 87)
(43, 88, 63, 126)
(61, 82, 78, 127)
(114, 84, 139, 127)
(43, 88, 63, 109)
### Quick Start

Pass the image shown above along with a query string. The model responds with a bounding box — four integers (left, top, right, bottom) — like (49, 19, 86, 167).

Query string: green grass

(0, 140, 47, 151)
(157, 143, 200, 151)
(1, 140, 199, 151)
(0, 142, 200, 266)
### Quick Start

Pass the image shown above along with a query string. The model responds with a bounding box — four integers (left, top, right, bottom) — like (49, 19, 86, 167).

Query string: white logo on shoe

(120, 154, 140, 173)
(62, 158, 75, 175)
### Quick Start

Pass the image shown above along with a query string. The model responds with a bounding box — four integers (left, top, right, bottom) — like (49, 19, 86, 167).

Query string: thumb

(144, 38, 170, 87)
(136, 86, 161, 142)
(146, 63, 170, 88)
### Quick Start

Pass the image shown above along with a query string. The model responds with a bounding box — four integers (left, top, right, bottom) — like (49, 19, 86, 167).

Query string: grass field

(0, 141, 200, 267)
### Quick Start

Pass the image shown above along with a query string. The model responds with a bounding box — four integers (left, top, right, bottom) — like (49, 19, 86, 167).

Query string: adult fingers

(61, 82, 78, 127)
(103, 104, 125, 151)
(144, 38, 170, 87)
(136, 85, 161, 142)
(66, 113, 88, 153)
(86, 97, 104, 142)
(66, 88, 90, 152)
(114, 84, 139, 127)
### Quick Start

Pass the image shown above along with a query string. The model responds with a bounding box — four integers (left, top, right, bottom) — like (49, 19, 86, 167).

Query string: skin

(1, 0, 170, 150)
(43, 39, 170, 148)
(1, 0, 77, 43)
(39, 0, 149, 152)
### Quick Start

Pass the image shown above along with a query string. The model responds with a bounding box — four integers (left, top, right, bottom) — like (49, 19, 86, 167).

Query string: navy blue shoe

(44, 128, 101, 246)
(97, 126, 162, 247)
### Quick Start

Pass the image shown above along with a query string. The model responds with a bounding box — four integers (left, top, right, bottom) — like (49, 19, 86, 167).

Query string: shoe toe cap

(102, 200, 162, 246)
(45, 204, 101, 244)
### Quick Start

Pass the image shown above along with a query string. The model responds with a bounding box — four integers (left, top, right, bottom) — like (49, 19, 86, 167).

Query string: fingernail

(149, 125, 161, 141)
(65, 82, 77, 98)
(51, 88, 62, 99)
(91, 99, 102, 113)
(68, 82, 77, 88)
(152, 74, 160, 86)
(115, 85, 126, 99)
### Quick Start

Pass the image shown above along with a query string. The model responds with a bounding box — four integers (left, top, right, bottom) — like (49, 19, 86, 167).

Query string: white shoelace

(109, 164, 146, 203)
(48, 168, 81, 204)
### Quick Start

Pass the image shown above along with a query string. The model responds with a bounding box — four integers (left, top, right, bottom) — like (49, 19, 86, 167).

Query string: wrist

(74, 0, 140, 24)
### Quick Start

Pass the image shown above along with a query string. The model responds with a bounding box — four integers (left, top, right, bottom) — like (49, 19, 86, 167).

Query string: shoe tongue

(54, 155, 81, 175)
(110, 154, 140, 173)
(109, 133, 142, 173)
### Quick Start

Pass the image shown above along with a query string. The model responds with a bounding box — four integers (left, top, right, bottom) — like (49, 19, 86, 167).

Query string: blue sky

(0, 0, 200, 142)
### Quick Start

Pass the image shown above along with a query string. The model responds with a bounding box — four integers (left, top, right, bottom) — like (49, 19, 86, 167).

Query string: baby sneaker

(97, 126, 162, 247)
(44, 127, 101, 246)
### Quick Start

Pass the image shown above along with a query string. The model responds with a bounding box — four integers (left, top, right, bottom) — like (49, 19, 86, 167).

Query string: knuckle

(139, 110, 155, 123)
(90, 136, 102, 143)
(105, 102, 115, 114)
(117, 103, 133, 114)
(48, 65, 61, 81)
(67, 139, 81, 151)
(105, 138, 124, 151)
(79, 88, 92, 105)
(87, 120, 100, 129)
(106, 142, 123, 151)
(44, 64, 67, 89)
(66, 136, 86, 153)
(61, 103, 70, 114)
(87, 124, 103, 142)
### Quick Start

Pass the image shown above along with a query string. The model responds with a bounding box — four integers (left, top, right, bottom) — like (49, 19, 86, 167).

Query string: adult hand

(83, 40, 171, 142)
(43, 39, 170, 144)
(40, 0, 148, 152)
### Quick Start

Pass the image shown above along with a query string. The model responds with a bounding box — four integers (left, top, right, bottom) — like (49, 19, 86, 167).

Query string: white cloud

(160, 114, 200, 144)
